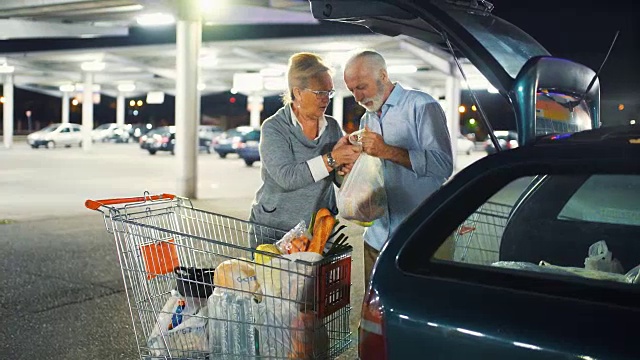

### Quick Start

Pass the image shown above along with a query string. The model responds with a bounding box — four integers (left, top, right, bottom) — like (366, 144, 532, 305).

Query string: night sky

(492, 0, 640, 99)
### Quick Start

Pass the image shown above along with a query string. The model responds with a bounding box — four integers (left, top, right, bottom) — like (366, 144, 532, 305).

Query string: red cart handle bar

(85, 193, 176, 210)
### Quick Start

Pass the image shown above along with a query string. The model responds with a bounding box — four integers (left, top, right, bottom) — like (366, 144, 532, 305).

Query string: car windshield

(40, 124, 60, 132)
(223, 130, 242, 138)
(244, 131, 260, 141)
(147, 128, 167, 136)
(95, 123, 112, 130)
(444, 7, 550, 78)
(200, 126, 222, 132)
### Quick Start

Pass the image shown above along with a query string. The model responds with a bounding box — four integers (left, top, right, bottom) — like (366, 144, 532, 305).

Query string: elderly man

(343, 49, 453, 285)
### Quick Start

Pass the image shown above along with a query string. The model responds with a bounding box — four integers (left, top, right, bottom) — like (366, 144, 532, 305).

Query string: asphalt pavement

(0, 140, 485, 359)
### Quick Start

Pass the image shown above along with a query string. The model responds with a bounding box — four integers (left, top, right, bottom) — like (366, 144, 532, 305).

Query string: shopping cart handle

(85, 193, 176, 210)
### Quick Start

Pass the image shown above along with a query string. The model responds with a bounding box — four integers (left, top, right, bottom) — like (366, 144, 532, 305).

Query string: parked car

(236, 129, 261, 166)
(92, 123, 131, 143)
(199, 125, 223, 154)
(139, 127, 164, 151)
(484, 130, 519, 154)
(142, 126, 175, 155)
(365, 126, 640, 360)
(27, 123, 83, 149)
(308, 1, 625, 359)
(457, 133, 475, 155)
(212, 126, 255, 158)
(129, 123, 154, 141)
(142, 126, 215, 155)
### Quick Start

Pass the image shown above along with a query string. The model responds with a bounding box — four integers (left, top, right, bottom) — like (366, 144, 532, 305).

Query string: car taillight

(161, 136, 169, 144)
(237, 142, 245, 149)
(359, 288, 387, 360)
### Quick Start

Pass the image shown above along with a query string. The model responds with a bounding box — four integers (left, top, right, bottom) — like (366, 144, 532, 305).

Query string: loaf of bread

(213, 259, 259, 295)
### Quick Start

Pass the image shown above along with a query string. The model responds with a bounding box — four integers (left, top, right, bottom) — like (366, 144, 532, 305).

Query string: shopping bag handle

(85, 193, 176, 210)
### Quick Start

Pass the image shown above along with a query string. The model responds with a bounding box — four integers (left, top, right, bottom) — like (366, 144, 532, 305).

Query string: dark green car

(309, 1, 639, 359)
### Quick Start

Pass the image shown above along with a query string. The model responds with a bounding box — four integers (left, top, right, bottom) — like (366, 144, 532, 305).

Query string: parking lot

(0, 140, 486, 359)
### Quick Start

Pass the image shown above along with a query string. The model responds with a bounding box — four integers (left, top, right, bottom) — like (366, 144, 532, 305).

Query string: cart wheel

(149, 149, 157, 155)
(46, 141, 56, 149)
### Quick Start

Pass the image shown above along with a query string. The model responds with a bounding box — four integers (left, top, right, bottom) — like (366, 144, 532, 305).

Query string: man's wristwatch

(326, 152, 337, 168)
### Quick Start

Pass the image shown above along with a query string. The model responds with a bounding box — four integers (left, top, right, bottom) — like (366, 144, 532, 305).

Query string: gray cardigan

(249, 105, 343, 232)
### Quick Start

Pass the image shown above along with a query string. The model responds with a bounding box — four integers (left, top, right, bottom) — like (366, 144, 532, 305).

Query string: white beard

(358, 80, 386, 113)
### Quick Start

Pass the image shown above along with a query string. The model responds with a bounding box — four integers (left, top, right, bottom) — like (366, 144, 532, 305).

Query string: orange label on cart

(140, 238, 179, 280)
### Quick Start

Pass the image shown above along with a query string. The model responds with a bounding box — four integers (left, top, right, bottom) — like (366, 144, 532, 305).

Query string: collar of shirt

(289, 107, 327, 140)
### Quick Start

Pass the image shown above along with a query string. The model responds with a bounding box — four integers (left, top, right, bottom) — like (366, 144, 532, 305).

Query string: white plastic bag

(336, 130, 387, 222)
(275, 221, 309, 254)
(584, 240, 624, 274)
(255, 252, 325, 357)
(147, 291, 209, 357)
(624, 265, 640, 284)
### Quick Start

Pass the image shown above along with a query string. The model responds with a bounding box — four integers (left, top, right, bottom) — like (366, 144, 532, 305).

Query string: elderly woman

(249, 52, 360, 232)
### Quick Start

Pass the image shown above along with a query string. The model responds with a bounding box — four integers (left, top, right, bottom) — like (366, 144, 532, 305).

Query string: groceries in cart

(87, 194, 353, 359)
(147, 290, 209, 357)
(336, 129, 387, 224)
(274, 208, 350, 256)
(208, 287, 262, 357)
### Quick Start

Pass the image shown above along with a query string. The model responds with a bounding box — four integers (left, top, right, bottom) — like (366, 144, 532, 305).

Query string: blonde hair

(282, 52, 332, 105)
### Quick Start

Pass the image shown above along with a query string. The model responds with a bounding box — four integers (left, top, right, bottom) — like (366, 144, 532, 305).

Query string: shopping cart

(86, 192, 352, 359)
(453, 201, 513, 266)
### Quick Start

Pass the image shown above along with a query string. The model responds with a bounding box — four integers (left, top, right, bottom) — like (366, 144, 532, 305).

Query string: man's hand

(360, 127, 389, 158)
(360, 126, 412, 169)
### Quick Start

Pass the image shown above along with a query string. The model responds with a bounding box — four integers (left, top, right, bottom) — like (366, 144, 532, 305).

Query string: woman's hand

(337, 163, 354, 176)
(332, 142, 361, 167)
(333, 133, 352, 148)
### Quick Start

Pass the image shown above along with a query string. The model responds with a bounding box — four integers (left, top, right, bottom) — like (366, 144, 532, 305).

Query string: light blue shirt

(360, 83, 453, 250)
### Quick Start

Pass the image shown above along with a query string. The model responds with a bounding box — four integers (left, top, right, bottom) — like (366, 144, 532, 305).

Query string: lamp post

(80, 61, 105, 151)
(59, 84, 75, 124)
(1, 64, 15, 149)
(117, 83, 135, 127)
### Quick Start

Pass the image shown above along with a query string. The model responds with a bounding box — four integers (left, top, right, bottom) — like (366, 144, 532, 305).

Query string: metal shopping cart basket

(86, 193, 352, 359)
(453, 201, 513, 266)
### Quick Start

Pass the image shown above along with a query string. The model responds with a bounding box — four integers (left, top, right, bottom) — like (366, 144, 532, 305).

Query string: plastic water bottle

(168, 299, 186, 330)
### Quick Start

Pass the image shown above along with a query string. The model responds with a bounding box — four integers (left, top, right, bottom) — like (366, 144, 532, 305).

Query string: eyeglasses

(304, 89, 336, 99)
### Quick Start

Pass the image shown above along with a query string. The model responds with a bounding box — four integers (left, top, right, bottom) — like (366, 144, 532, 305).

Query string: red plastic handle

(85, 193, 176, 210)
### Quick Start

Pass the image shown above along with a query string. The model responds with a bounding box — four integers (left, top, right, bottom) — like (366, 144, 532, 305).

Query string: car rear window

(429, 174, 640, 288)
(557, 175, 640, 226)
